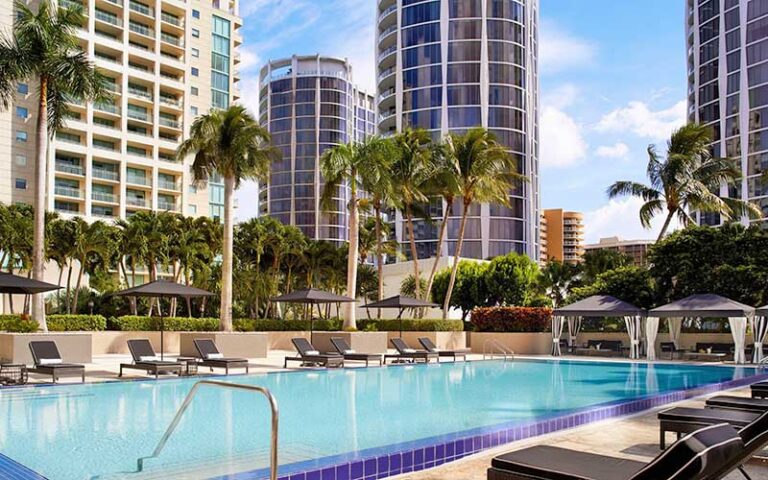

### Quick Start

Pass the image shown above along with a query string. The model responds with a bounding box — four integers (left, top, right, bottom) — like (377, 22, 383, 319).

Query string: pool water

(0, 359, 759, 480)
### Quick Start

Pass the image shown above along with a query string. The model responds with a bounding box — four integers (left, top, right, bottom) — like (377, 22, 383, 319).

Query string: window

(191, 86, 198, 96)
(191, 48, 199, 57)
(192, 28, 200, 38)
(15, 155, 26, 166)
(192, 9, 200, 18)
(15, 106, 28, 119)
(15, 178, 27, 190)
(191, 106, 198, 115)
(191, 67, 199, 76)
(15, 131, 27, 142)
(188, 204, 197, 215)
(17, 83, 28, 94)
(189, 184, 198, 194)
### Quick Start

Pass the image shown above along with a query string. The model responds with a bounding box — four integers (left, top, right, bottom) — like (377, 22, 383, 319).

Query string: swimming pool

(0, 359, 762, 480)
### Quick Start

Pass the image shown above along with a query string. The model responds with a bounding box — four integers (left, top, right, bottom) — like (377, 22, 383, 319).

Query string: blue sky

(234, 0, 688, 243)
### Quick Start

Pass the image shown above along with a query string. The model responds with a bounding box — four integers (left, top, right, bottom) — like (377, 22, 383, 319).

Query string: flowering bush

(471, 307, 552, 332)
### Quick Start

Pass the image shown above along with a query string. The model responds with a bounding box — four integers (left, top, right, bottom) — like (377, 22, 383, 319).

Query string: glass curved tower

(377, 0, 540, 260)
(258, 55, 376, 244)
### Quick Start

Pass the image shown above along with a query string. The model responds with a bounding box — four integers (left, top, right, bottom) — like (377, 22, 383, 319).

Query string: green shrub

(111, 316, 219, 331)
(232, 318, 461, 332)
(471, 307, 552, 333)
(47, 315, 107, 331)
(234, 318, 343, 332)
(0, 315, 38, 333)
(357, 319, 464, 332)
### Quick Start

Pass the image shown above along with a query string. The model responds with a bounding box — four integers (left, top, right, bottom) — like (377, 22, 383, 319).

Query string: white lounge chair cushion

(39, 358, 62, 365)
(139, 355, 159, 362)
(403, 348, 416, 353)
(207, 353, 223, 359)
(344, 349, 356, 354)
(305, 350, 320, 355)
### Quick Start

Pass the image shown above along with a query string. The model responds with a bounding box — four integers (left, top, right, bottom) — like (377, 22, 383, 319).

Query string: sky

(233, 0, 688, 243)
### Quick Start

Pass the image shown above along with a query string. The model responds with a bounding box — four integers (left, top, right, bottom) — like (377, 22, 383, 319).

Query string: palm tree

(391, 129, 436, 301)
(357, 217, 399, 265)
(538, 260, 580, 308)
(441, 128, 525, 318)
(177, 105, 278, 331)
(320, 137, 392, 329)
(48, 218, 75, 313)
(70, 218, 113, 313)
(171, 216, 210, 316)
(0, 0, 109, 330)
(0, 204, 33, 313)
(608, 123, 761, 241)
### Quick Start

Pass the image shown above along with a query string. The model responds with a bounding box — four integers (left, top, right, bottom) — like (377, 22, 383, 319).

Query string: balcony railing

(379, 4, 397, 21)
(160, 72, 182, 82)
(159, 96, 181, 107)
(378, 67, 395, 81)
(92, 191, 116, 203)
(128, 86, 153, 100)
(55, 162, 84, 176)
(104, 0, 123, 6)
(160, 33, 182, 46)
(95, 9, 120, 26)
(95, 102, 120, 114)
(55, 186, 83, 198)
(126, 197, 148, 207)
(129, 22, 153, 37)
(158, 201, 177, 211)
(129, 1, 153, 17)
(127, 175, 149, 186)
(379, 25, 397, 42)
(159, 117, 179, 128)
(60, 0, 83, 10)
(161, 12, 181, 26)
(93, 169, 119, 181)
(158, 180, 178, 190)
(127, 110, 149, 122)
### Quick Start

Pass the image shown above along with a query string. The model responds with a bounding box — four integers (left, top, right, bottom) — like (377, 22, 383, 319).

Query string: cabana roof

(554, 295, 645, 317)
(649, 294, 754, 318)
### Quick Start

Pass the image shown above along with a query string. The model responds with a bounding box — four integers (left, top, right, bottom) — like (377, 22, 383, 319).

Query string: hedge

(234, 318, 342, 332)
(0, 315, 38, 333)
(471, 307, 552, 333)
(357, 319, 464, 332)
(234, 318, 463, 332)
(110, 316, 219, 331)
(47, 315, 106, 331)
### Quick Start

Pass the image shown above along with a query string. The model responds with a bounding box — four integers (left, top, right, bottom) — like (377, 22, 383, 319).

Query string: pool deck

(9, 353, 768, 480)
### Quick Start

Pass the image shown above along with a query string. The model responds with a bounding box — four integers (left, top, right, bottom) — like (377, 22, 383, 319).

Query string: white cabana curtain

(624, 316, 642, 360)
(566, 317, 581, 347)
(667, 317, 683, 348)
(751, 314, 768, 363)
(646, 317, 660, 361)
(728, 317, 748, 364)
(551, 316, 565, 356)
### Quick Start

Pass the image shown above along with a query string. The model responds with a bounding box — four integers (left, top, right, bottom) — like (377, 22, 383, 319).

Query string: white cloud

(234, 181, 261, 222)
(595, 142, 630, 159)
(540, 21, 596, 74)
(237, 48, 261, 73)
(595, 100, 687, 140)
(583, 197, 680, 244)
(236, 76, 261, 118)
(542, 84, 578, 110)
(540, 106, 588, 168)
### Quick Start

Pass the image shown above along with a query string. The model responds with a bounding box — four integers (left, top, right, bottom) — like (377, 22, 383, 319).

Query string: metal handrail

(136, 380, 279, 480)
(483, 339, 514, 361)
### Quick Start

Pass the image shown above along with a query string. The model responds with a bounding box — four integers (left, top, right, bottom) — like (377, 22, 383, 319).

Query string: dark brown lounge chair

(706, 395, 768, 413)
(330, 337, 382, 366)
(658, 406, 760, 448)
(193, 338, 249, 375)
(284, 338, 344, 368)
(119, 339, 182, 379)
(28, 341, 85, 383)
(418, 337, 469, 362)
(487, 423, 744, 480)
(751, 381, 768, 398)
(384, 338, 438, 364)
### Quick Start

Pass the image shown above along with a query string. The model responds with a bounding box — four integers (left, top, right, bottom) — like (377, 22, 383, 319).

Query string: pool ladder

(483, 339, 515, 361)
(136, 380, 279, 480)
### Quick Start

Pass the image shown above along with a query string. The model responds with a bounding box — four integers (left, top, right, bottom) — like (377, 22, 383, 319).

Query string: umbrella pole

(310, 313, 314, 344)
(160, 296, 164, 361)
(398, 308, 404, 338)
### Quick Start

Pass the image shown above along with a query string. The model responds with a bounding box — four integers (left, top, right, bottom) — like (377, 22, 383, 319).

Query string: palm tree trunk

(657, 210, 676, 242)
(185, 269, 192, 318)
(344, 179, 360, 330)
(443, 203, 470, 319)
(56, 265, 64, 314)
(72, 256, 85, 314)
(66, 260, 73, 314)
(425, 198, 451, 303)
(220, 175, 235, 331)
(374, 204, 384, 319)
(405, 205, 421, 300)
(31, 75, 49, 332)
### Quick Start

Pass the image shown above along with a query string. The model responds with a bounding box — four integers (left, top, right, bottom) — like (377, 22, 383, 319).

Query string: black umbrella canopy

(649, 294, 754, 318)
(366, 295, 438, 309)
(270, 288, 355, 304)
(555, 295, 645, 317)
(0, 272, 62, 295)
(111, 280, 214, 298)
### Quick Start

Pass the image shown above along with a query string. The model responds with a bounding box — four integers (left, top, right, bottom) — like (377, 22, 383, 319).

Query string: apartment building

(584, 236, 655, 267)
(540, 209, 584, 264)
(0, 0, 242, 221)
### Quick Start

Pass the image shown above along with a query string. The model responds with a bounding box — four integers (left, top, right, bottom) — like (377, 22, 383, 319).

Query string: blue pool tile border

(212, 371, 768, 480)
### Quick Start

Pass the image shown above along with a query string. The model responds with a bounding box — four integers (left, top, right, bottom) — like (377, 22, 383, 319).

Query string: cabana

(647, 294, 754, 364)
(552, 295, 646, 359)
(753, 305, 768, 363)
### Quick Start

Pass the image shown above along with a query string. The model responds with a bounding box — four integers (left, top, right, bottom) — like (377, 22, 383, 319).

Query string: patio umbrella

(270, 288, 356, 342)
(0, 272, 62, 294)
(364, 295, 439, 337)
(110, 280, 214, 360)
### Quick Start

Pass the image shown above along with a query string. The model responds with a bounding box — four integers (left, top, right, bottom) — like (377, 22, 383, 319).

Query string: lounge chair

(660, 342, 687, 360)
(384, 338, 438, 364)
(658, 406, 760, 448)
(487, 423, 743, 480)
(28, 341, 85, 383)
(751, 381, 768, 398)
(193, 339, 249, 375)
(418, 337, 469, 362)
(330, 337, 382, 366)
(284, 338, 344, 368)
(574, 340, 624, 357)
(705, 395, 768, 413)
(710, 410, 768, 479)
(119, 339, 183, 379)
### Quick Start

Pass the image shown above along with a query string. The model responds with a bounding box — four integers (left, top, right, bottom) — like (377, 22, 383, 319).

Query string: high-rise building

(376, 0, 540, 260)
(0, 0, 242, 221)
(540, 209, 583, 264)
(258, 55, 376, 244)
(686, 0, 768, 225)
(584, 236, 654, 267)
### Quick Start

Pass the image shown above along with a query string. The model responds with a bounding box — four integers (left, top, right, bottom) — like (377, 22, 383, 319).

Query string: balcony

(60, 0, 83, 10)
(126, 175, 150, 186)
(158, 201, 178, 211)
(160, 32, 182, 47)
(104, 0, 123, 5)
(93, 169, 119, 181)
(127, 110, 150, 122)
(129, 22, 153, 37)
(128, 86, 153, 101)
(92, 191, 117, 203)
(379, 4, 397, 21)
(55, 186, 83, 199)
(160, 12, 181, 26)
(126, 197, 148, 207)
(159, 117, 180, 129)
(158, 179, 178, 190)
(55, 162, 84, 176)
(379, 25, 397, 43)
(379, 87, 395, 101)
(378, 67, 395, 82)
(95, 102, 120, 115)
(95, 9, 121, 27)
(129, 1, 153, 17)
(159, 96, 181, 107)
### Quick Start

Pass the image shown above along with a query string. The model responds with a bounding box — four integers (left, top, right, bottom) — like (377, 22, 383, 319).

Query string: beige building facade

(584, 236, 654, 267)
(540, 209, 584, 264)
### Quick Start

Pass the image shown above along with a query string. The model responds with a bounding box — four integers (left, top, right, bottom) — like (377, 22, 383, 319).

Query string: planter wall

(92, 331, 181, 355)
(468, 332, 552, 355)
(311, 332, 389, 354)
(386, 331, 467, 350)
(0, 332, 92, 364)
(179, 332, 268, 358)
(267, 331, 311, 351)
